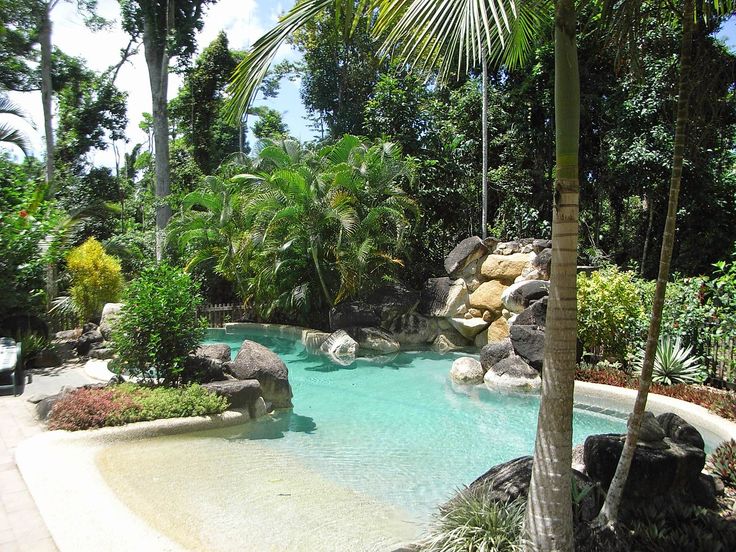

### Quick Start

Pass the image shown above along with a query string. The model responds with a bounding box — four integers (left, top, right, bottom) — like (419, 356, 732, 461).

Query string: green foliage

(250, 106, 288, 141)
(422, 493, 524, 552)
(170, 136, 418, 325)
(112, 263, 205, 386)
(67, 238, 123, 323)
(577, 267, 647, 362)
(709, 440, 736, 488)
(633, 336, 705, 386)
(47, 383, 229, 431)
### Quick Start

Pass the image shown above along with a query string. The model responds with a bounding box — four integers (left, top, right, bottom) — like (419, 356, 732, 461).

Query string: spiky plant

(709, 440, 736, 488)
(633, 335, 705, 386)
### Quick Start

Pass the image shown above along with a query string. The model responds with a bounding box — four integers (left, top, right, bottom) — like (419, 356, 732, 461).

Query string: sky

(3, 3, 736, 168)
(5, 0, 309, 166)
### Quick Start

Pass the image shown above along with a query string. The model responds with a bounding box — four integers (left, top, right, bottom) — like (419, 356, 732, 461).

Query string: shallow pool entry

(203, 328, 626, 522)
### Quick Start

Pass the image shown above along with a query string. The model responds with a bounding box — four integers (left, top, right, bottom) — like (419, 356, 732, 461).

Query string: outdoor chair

(0, 337, 23, 396)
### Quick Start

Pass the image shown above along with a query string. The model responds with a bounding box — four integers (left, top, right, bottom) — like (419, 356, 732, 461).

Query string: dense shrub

(709, 440, 736, 488)
(577, 266, 647, 363)
(48, 384, 229, 431)
(67, 237, 123, 323)
(422, 493, 524, 551)
(112, 263, 205, 386)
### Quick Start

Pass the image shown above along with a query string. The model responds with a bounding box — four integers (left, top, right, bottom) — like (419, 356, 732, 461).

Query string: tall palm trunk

(40, 2, 54, 192)
(481, 56, 488, 239)
(595, 0, 694, 527)
(142, 1, 174, 262)
(524, 1, 580, 550)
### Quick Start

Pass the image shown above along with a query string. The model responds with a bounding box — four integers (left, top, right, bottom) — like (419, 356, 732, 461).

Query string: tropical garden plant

(66, 237, 124, 323)
(632, 335, 705, 386)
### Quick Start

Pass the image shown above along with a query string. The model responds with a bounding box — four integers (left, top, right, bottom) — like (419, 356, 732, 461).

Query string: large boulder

(196, 344, 232, 363)
(656, 412, 705, 450)
(329, 284, 420, 331)
(531, 248, 552, 280)
(302, 330, 331, 353)
(486, 316, 510, 343)
(483, 356, 541, 391)
(329, 301, 380, 331)
(513, 297, 548, 328)
(183, 354, 226, 383)
(226, 340, 293, 408)
(449, 317, 489, 340)
(389, 313, 438, 345)
(444, 236, 489, 278)
(99, 303, 123, 340)
(458, 457, 597, 521)
(76, 330, 103, 356)
(468, 280, 507, 315)
(480, 253, 534, 284)
(583, 434, 706, 500)
(480, 339, 513, 372)
(532, 239, 551, 253)
(510, 325, 545, 371)
(501, 280, 549, 314)
(347, 327, 400, 354)
(202, 380, 264, 417)
(432, 331, 470, 353)
(320, 330, 359, 363)
(450, 357, 484, 384)
(418, 277, 468, 318)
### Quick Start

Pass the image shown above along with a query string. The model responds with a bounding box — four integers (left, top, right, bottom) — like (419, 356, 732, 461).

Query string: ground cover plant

(47, 383, 229, 431)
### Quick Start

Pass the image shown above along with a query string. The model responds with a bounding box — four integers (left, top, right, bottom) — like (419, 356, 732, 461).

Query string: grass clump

(421, 492, 525, 552)
(48, 383, 229, 431)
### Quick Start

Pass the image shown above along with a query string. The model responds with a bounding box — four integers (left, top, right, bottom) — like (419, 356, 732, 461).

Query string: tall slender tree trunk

(524, 1, 580, 550)
(640, 189, 654, 275)
(595, 0, 694, 527)
(40, 2, 54, 192)
(481, 56, 488, 239)
(142, 7, 173, 262)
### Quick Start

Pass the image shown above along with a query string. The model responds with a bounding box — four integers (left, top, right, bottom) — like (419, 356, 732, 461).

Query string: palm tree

(226, 2, 580, 549)
(596, 0, 734, 527)
(0, 93, 32, 156)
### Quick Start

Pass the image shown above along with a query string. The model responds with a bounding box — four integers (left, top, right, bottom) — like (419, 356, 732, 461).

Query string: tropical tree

(119, 0, 214, 261)
(0, 92, 32, 155)
(596, 0, 735, 527)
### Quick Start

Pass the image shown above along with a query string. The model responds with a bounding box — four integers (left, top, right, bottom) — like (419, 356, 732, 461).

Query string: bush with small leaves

(112, 263, 205, 386)
(67, 238, 124, 323)
(709, 440, 736, 488)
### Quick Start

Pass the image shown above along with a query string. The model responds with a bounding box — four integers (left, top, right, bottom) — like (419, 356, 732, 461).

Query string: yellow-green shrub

(67, 238, 124, 323)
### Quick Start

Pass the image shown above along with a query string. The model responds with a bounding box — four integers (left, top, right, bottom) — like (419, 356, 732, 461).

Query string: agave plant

(633, 335, 705, 386)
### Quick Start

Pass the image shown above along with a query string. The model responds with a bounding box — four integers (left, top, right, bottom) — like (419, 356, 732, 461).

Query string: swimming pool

(96, 326, 628, 551)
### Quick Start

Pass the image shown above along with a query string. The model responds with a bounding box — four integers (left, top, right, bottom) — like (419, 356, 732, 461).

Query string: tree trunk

(524, 1, 580, 550)
(640, 189, 654, 275)
(142, 9, 172, 262)
(481, 56, 488, 239)
(40, 3, 54, 192)
(595, 0, 694, 527)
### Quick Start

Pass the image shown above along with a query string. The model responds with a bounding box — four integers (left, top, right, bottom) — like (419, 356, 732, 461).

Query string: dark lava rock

(657, 412, 705, 450)
(75, 330, 103, 356)
(329, 301, 381, 331)
(444, 236, 489, 278)
(479, 339, 513, 372)
(532, 239, 551, 253)
(418, 277, 451, 317)
(507, 280, 549, 313)
(532, 248, 552, 280)
(202, 379, 263, 415)
(196, 344, 232, 363)
(183, 355, 226, 383)
(583, 434, 706, 499)
(226, 340, 292, 408)
(82, 322, 98, 334)
(490, 356, 538, 379)
(510, 325, 545, 371)
(513, 296, 548, 328)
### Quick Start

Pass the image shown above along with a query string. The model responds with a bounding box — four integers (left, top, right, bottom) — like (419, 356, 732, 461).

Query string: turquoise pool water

(203, 327, 627, 523)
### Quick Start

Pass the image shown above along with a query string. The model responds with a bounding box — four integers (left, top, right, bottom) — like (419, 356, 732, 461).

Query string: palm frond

(0, 123, 32, 156)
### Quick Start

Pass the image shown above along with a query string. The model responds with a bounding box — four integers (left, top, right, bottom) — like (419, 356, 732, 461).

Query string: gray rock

(479, 339, 513, 371)
(502, 280, 549, 314)
(82, 322, 98, 334)
(389, 313, 438, 345)
(532, 239, 551, 253)
(202, 379, 263, 416)
(302, 330, 331, 353)
(183, 354, 226, 383)
(510, 325, 545, 371)
(76, 330, 103, 356)
(450, 357, 484, 384)
(583, 434, 706, 499)
(329, 301, 381, 331)
(532, 248, 552, 280)
(513, 296, 548, 328)
(54, 329, 79, 341)
(196, 344, 232, 363)
(490, 356, 538, 379)
(634, 411, 666, 444)
(329, 284, 419, 331)
(226, 340, 293, 408)
(320, 330, 359, 365)
(418, 277, 468, 318)
(99, 303, 123, 340)
(484, 356, 541, 391)
(656, 412, 705, 450)
(347, 327, 400, 354)
(432, 330, 470, 353)
(687, 473, 717, 509)
(444, 236, 489, 278)
(88, 347, 114, 360)
(30, 348, 62, 368)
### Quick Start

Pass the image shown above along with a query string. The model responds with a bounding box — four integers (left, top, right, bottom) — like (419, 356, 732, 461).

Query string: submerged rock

(320, 330, 359, 364)
(347, 327, 400, 354)
(450, 357, 484, 384)
(226, 340, 293, 408)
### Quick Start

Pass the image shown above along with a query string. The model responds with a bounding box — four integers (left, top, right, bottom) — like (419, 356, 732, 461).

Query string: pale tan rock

(449, 317, 489, 340)
(464, 312, 474, 320)
(433, 330, 470, 353)
(487, 317, 510, 342)
(468, 308, 482, 317)
(480, 253, 535, 284)
(468, 280, 507, 315)
(482, 310, 494, 323)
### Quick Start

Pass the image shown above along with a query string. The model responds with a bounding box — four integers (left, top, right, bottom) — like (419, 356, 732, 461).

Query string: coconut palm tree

(0, 92, 32, 156)
(226, 2, 581, 549)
